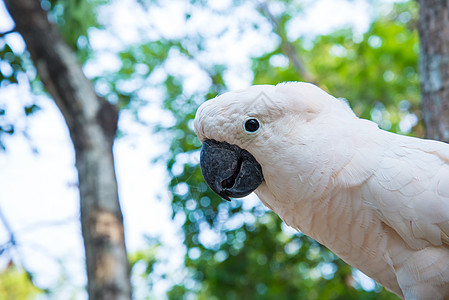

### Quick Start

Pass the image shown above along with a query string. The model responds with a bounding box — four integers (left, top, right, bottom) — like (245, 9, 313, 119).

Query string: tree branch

(0, 205, 35, 281)
(0, 27, 16, 38)
(3, 1, 132, 299)
(256, 1, 316, 84)
(0, 205, 17, 249)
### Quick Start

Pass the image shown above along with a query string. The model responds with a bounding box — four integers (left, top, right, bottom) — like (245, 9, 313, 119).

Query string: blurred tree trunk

(418, 0, 449, 142)
(3, 1, 132, 299)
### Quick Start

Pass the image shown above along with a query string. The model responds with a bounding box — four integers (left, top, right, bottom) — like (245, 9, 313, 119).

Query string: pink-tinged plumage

(194, 82, 449, 299)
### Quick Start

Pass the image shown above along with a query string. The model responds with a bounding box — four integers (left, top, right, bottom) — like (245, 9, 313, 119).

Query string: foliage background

(0, 0, 419, 298)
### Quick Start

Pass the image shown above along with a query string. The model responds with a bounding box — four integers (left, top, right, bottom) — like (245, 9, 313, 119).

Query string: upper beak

(200, 139, 264, 201)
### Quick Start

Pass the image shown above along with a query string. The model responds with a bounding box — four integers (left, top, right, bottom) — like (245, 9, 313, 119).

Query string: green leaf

(24, 104, 41, 116)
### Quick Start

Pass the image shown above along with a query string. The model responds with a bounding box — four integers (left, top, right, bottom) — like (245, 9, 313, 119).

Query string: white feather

(194, 82, 449, 299)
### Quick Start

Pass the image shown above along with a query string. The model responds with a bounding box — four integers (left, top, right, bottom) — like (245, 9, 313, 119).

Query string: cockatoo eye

(244, 118, 260, 133)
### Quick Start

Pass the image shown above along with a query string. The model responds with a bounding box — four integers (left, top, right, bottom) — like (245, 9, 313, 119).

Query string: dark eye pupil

(245, 119, 260, 132)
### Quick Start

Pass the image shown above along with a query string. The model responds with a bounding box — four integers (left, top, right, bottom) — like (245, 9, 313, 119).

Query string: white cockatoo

(194, 82, 449, 300)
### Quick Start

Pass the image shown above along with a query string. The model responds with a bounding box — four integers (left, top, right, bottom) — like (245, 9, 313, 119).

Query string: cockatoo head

(194, 82, 352, 201)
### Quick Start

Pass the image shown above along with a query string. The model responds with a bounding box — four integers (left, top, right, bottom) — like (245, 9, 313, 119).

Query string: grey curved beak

(200, 139, 264, 201)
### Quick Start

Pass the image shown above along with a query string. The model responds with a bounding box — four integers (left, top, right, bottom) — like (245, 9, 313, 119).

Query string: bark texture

(4, 1, 132, 299)
(418, 0, 449, 142)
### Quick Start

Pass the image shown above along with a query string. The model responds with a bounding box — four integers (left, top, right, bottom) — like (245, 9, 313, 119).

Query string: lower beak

(199, 139, 264, 201)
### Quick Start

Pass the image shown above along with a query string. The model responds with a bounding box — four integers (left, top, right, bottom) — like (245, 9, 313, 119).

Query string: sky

(0, 0, 403, 298)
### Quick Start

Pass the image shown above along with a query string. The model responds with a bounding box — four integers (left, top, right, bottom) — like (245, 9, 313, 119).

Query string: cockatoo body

(194, 82, 449, 299)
